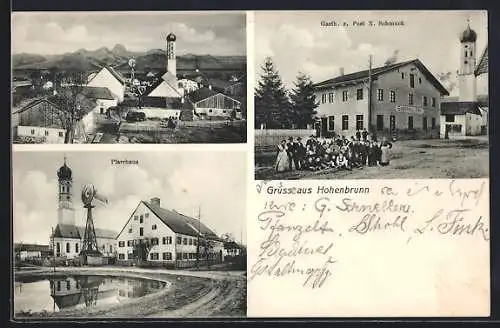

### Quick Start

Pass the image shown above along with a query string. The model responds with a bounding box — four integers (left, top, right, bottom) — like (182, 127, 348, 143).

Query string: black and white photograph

(254, 11, 489, 180)
(11, 12, 247, 144)
(12, 151, 247, 318)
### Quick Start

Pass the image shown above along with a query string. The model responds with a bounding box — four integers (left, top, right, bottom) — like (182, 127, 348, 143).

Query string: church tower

(166, 32, 177, 77)
(458, 19, 478, 102)
(57, 156, 75, 226)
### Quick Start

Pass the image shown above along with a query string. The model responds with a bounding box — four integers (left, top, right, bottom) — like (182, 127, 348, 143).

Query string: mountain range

(12, 44, 246, 74)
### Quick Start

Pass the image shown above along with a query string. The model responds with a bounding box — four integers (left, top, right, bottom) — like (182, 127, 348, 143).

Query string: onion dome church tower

(458, 19, 478, 102)
(166, 32, 177, 77)
(57, 156, 75, 225)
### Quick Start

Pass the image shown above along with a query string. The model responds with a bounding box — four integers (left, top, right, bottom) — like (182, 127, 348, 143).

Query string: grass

(255, 136, 489, 180)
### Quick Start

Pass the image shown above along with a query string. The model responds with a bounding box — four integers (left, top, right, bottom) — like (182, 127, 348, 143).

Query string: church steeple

(57, 156, 75, 225)
(458, 18, 477, 102)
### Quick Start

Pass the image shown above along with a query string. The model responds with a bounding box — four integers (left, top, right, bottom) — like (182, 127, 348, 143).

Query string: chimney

(339, 67, 344, 76)
(150, 197, 160, 207)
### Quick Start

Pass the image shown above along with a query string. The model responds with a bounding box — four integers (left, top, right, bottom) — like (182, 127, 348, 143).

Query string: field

(255, 137, 489, 180)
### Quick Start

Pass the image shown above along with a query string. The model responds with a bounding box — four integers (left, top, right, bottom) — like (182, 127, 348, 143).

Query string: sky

(12, 151, 247, 245)
(254, 10, 488, 97)
(11, 11, 246, 56)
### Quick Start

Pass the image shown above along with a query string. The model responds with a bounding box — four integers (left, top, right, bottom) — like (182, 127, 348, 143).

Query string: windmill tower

(128, 58, 136, 85)
(79, 184, 108, 265)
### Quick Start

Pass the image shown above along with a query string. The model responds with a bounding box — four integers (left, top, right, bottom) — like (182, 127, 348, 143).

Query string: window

(183, 238, 187, 245)
(66, 280, 71, 290)
(342, 90, 348, 102)
(376, 115, 384, 131)
(465, 50, 468, 57)
(464, 60, 468, 64)
(177, 237, 182, 244)
(328, 116, 335, 131)
(432, 117, 436, 128)
(100, 108, 104, 114)
(432, 97, 436, 107)
(176, 252, 182, 260)
(408, 93, 414, 105)
(57, 281, 61, 291)
(222, 110, 227, 114)
(163, 252, 172, 260)
(75, 243, 79, 253)
(189, 238, 193, 245)
(182, 253, 188, 260)
(193, 239, 197, 246)
(423, 117, 428, 130)
(321, 93, 327, 104)
(163, 236, 172, 244)
(152, 224, 157, 230)
(128, 228, 132, 233)
(56, 242, 60, 255)
(356, 115, 364, 130)
(377, 89, 384, 101)
(390, 90, 396, 103)
(408, 116, 414, 129)
(410, 74, 415, 88)
(419, 77, 422, 84)
(134, 215, 138, 220)
(401, 72, 405, 79)
(390, 115, 396, 131)
(470, 51, 473, 57)
(328, 92, 334, 103)
(356, 88, 363, 100)
(66, 242, 70, 253)
(119, 241, 125, 247)
(423, 96, 428, 107)
(127, 240, 133, 247)
(109, 245, 112, 253)
(209, 109, 213, 113)
(140, 215, 143, 223)
(31, 129, 35, 135)
(445, 114, 455, 122)
(45, 130, 49, 136)
(150, 253, 159, 260)
(342, 115, 349, 130)
(151, 238, 159, 245)
(139, 227, 144, 236)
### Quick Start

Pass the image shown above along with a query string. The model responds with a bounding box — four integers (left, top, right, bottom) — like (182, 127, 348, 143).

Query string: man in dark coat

(286, 137, 295, 170)
(355, 130, 361, 141)
(293, 137, 305, 170)
(362, 128, 369, 141)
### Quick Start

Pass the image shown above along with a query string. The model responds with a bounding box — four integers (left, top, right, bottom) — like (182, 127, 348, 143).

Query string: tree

(289, 72, 318, 129)
(44, 69, 88, 143)
(254, 57, 291, 129)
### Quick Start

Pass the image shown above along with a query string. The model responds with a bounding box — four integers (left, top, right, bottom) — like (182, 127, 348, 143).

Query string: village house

(313, 59, 449, 139)
(14, 243, 51, 261)
(87, 66, 126, 103)
(81, 86, 118, 114)
(187, 86, 242, 119)
(115, 197, 224, 267)
(51, 159, 117, 260)
(440, 22, 489, 137)
(11, 94, 98, 143)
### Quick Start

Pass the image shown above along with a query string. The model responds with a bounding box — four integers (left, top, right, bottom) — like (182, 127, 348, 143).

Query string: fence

(255, 129, 316, 147)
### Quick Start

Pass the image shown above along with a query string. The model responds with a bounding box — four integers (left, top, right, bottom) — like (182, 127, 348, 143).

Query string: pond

(14, 275, 167, 315)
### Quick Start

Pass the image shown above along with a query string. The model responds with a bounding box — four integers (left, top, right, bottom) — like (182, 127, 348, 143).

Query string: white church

(440, 20, 489, 137)
(50, 158, 117, 260)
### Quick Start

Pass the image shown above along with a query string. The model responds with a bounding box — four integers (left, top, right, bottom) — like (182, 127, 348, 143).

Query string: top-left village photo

(11, 11, 247, 144)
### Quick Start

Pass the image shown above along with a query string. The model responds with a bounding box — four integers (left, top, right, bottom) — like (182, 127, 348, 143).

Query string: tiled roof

(442, 94, 488, 107)
(475, 45, 488, 76)
(12, 98, 55, 115)
(81, 86, 115, 100)
(441, 101, 482, 116)
(314, 59, 449, 96)
(14, 243, 50, 252)
(142, 201, 221, 240)
(52, 223, 118, 239)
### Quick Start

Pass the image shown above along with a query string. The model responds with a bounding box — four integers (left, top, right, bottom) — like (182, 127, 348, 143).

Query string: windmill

(80, 184, 108, 264)
(128, 58, 136, 84)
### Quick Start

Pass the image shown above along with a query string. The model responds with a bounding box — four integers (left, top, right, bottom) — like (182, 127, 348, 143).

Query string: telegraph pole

(368, 54, 373, 133)
(196, 205, 201, 269)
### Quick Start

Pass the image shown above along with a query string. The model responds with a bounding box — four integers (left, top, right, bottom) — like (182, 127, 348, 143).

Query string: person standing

(362, 128, 369, 141)
(286, 137, 295, 170)
(293, 137, 304, 170)
(379, 138, 393, 166)
(275, 140, 289, 172)
(355, 130, 361, 141)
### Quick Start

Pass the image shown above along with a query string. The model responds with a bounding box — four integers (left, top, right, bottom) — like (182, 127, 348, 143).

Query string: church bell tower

(57, 156, 75, 225)
(458, 19, 478, 102)
(166, 32, 177, 77)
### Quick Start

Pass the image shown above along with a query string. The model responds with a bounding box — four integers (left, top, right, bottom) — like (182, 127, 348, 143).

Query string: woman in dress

(275, 139, 289, 172)
(379, 138, 393, 166)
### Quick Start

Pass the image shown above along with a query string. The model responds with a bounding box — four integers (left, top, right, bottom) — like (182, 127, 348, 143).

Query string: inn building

(313, 59, 449, 139)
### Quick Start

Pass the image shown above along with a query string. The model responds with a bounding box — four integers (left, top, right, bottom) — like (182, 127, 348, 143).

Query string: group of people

(274, 129, 393, 173)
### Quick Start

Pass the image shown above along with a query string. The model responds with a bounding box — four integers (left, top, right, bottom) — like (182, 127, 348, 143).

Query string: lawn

(255, 137, 489, 180)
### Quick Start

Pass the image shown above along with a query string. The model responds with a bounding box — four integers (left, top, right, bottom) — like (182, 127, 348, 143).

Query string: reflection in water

(15, 275, 166, 314)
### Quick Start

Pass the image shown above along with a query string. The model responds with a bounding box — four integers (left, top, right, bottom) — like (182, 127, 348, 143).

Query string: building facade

(87, 66, 126, 103)
(116, 197, 224, 266)
(313, 59, 449, 139)
(188, 87, 242, 118)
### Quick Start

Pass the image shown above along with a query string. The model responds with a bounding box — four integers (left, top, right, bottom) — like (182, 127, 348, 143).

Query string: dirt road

(14, 267, 246, 319)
